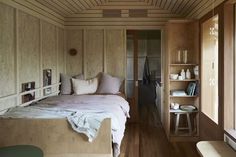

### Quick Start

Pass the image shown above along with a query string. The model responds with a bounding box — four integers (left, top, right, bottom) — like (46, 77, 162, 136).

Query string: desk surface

(196, 141, 236, 157)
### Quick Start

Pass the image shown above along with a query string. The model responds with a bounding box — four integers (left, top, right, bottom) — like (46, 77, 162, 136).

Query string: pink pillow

(96, 73, 122, 94)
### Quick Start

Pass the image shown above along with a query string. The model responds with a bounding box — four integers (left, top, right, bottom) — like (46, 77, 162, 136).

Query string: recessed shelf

(170, 64, 198, 66)
(170, 79, 199, 82)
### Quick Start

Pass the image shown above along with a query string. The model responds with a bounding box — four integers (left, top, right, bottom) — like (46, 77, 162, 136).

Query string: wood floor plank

(120, 103, 200, 157)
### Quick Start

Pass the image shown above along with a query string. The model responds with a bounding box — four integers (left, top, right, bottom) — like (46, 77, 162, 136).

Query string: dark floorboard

(120, 103, 200, 157)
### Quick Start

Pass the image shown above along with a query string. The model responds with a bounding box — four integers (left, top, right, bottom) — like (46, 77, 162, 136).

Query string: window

(201, 15, 219, 124)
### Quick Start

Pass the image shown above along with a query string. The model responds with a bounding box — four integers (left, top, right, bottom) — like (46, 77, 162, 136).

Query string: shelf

(170, 95, 198, 98)
(169, 109, 198, 113)
(170, 64, 198, 66)
(170, 79, 198, 82)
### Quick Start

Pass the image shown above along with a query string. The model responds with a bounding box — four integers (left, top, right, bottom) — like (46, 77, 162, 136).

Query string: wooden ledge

(196, 141, 236, 157)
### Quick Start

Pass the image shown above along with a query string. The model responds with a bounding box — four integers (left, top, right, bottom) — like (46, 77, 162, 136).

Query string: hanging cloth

(142, 56, 150, 84)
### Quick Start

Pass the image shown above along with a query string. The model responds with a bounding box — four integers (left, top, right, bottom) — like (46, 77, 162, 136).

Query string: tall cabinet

(164, 20, 200, 141)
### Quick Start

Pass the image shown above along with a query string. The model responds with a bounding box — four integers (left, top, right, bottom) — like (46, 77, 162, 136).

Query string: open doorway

(126, 30, 162, 124)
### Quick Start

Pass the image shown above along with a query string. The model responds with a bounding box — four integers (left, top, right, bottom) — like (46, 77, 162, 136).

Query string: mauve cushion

(60, 73, 84, 95)
(96, 73, 123, 94)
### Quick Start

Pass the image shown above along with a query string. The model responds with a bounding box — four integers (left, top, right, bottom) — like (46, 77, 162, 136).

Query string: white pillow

(72, 78, 98, 95)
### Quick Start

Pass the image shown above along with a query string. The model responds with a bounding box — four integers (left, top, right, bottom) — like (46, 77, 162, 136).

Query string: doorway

(126, 30, 162, 123)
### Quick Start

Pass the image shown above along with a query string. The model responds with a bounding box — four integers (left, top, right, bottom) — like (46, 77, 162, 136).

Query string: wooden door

(126, 30, 139, 123)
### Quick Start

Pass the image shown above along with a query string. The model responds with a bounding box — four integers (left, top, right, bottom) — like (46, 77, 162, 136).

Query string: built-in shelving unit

(164, 20, 200, 142)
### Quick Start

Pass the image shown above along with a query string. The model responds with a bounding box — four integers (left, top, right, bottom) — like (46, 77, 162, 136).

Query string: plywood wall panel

(0, 98, 17, 111)
(66, 29, 83, 76)
(0, 3, 65, 110)
(167, 21, 199, 64)
(105, 29, 125, 78)
(42, 21, 57, 84)
(57, 28, 65, 81)
(0, 3, 16, 97)
(18, 11, 40, 91)
(84, 29, 104, 79)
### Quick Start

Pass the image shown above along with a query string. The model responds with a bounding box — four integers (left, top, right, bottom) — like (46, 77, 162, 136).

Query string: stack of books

(186, 82, 198, 96)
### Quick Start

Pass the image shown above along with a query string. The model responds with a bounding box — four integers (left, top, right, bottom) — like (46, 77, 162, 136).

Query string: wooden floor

(120, 103, 200, 157)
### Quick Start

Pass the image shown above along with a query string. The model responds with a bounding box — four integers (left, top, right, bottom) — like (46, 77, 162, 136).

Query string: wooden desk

(196, 141, 236, 157)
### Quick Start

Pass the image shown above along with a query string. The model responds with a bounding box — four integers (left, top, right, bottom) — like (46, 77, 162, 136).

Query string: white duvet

(1, 95, 130, 157)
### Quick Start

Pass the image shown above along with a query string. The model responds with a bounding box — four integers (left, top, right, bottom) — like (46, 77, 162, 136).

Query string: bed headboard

(0, 83, 61, 114)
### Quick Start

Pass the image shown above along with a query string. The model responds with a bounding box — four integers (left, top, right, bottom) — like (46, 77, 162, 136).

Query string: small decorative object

(69, 48, 77, 56)
(177, 50, 181, 63)
(44, 88, 52, 96)
(178, 75, 183, 80)
(173, 103, 180, 110)
(183, 50, 188, 64)
(43, 69, 52, 96)
(170, 74, 178, 80)
(43, 69, 52, 87)
(186, 69, 191, 79)
(170, 102, 180, 110)
(180, 69, 186, 79)
(193, 66, 199, 79)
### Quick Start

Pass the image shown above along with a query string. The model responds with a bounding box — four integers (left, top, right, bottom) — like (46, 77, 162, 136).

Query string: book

(186, 82, 196, 96)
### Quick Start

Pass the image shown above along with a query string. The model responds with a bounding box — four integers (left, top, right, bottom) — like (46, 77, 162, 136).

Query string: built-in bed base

(0, 118, 112, 157)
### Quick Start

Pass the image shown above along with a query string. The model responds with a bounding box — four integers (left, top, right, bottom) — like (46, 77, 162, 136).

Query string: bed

(0, 94, 129, 157)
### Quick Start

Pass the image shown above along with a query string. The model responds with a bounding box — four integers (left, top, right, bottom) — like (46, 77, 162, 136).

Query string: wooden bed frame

(0, 118, 112, 157)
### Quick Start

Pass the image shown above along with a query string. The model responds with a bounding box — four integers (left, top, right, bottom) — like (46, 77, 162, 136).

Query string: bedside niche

(21, 82, 35, 103)
(43, 69, 52, 96)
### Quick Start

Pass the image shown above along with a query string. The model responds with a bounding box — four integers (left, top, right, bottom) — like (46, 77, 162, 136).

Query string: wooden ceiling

(33, 0, 224, 18)
(1, 0, 225, 28)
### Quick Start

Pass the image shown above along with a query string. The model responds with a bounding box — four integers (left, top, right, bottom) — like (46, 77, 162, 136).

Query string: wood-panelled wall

(0, 3, 65, 111)
(66, 29, 126, 79)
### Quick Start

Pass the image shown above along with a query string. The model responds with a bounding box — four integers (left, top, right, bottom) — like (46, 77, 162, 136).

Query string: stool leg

(175, 114, 180, 135)
(186, 113, 192, 135)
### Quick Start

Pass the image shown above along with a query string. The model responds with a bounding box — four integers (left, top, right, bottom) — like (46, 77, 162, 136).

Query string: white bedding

(1, 94, 130, 157)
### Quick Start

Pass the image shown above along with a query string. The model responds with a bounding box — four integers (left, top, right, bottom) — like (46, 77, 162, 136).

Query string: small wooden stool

(0, 145, 43, 157)
(174, 112, 192, 135)
(170, 109, 197, 135)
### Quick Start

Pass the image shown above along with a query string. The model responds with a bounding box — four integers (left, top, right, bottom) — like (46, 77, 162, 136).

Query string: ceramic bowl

(170, 74, 178, 80)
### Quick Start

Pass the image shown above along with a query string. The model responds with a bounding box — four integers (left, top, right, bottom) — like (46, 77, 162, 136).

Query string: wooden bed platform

(0, 118, 112, 157)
